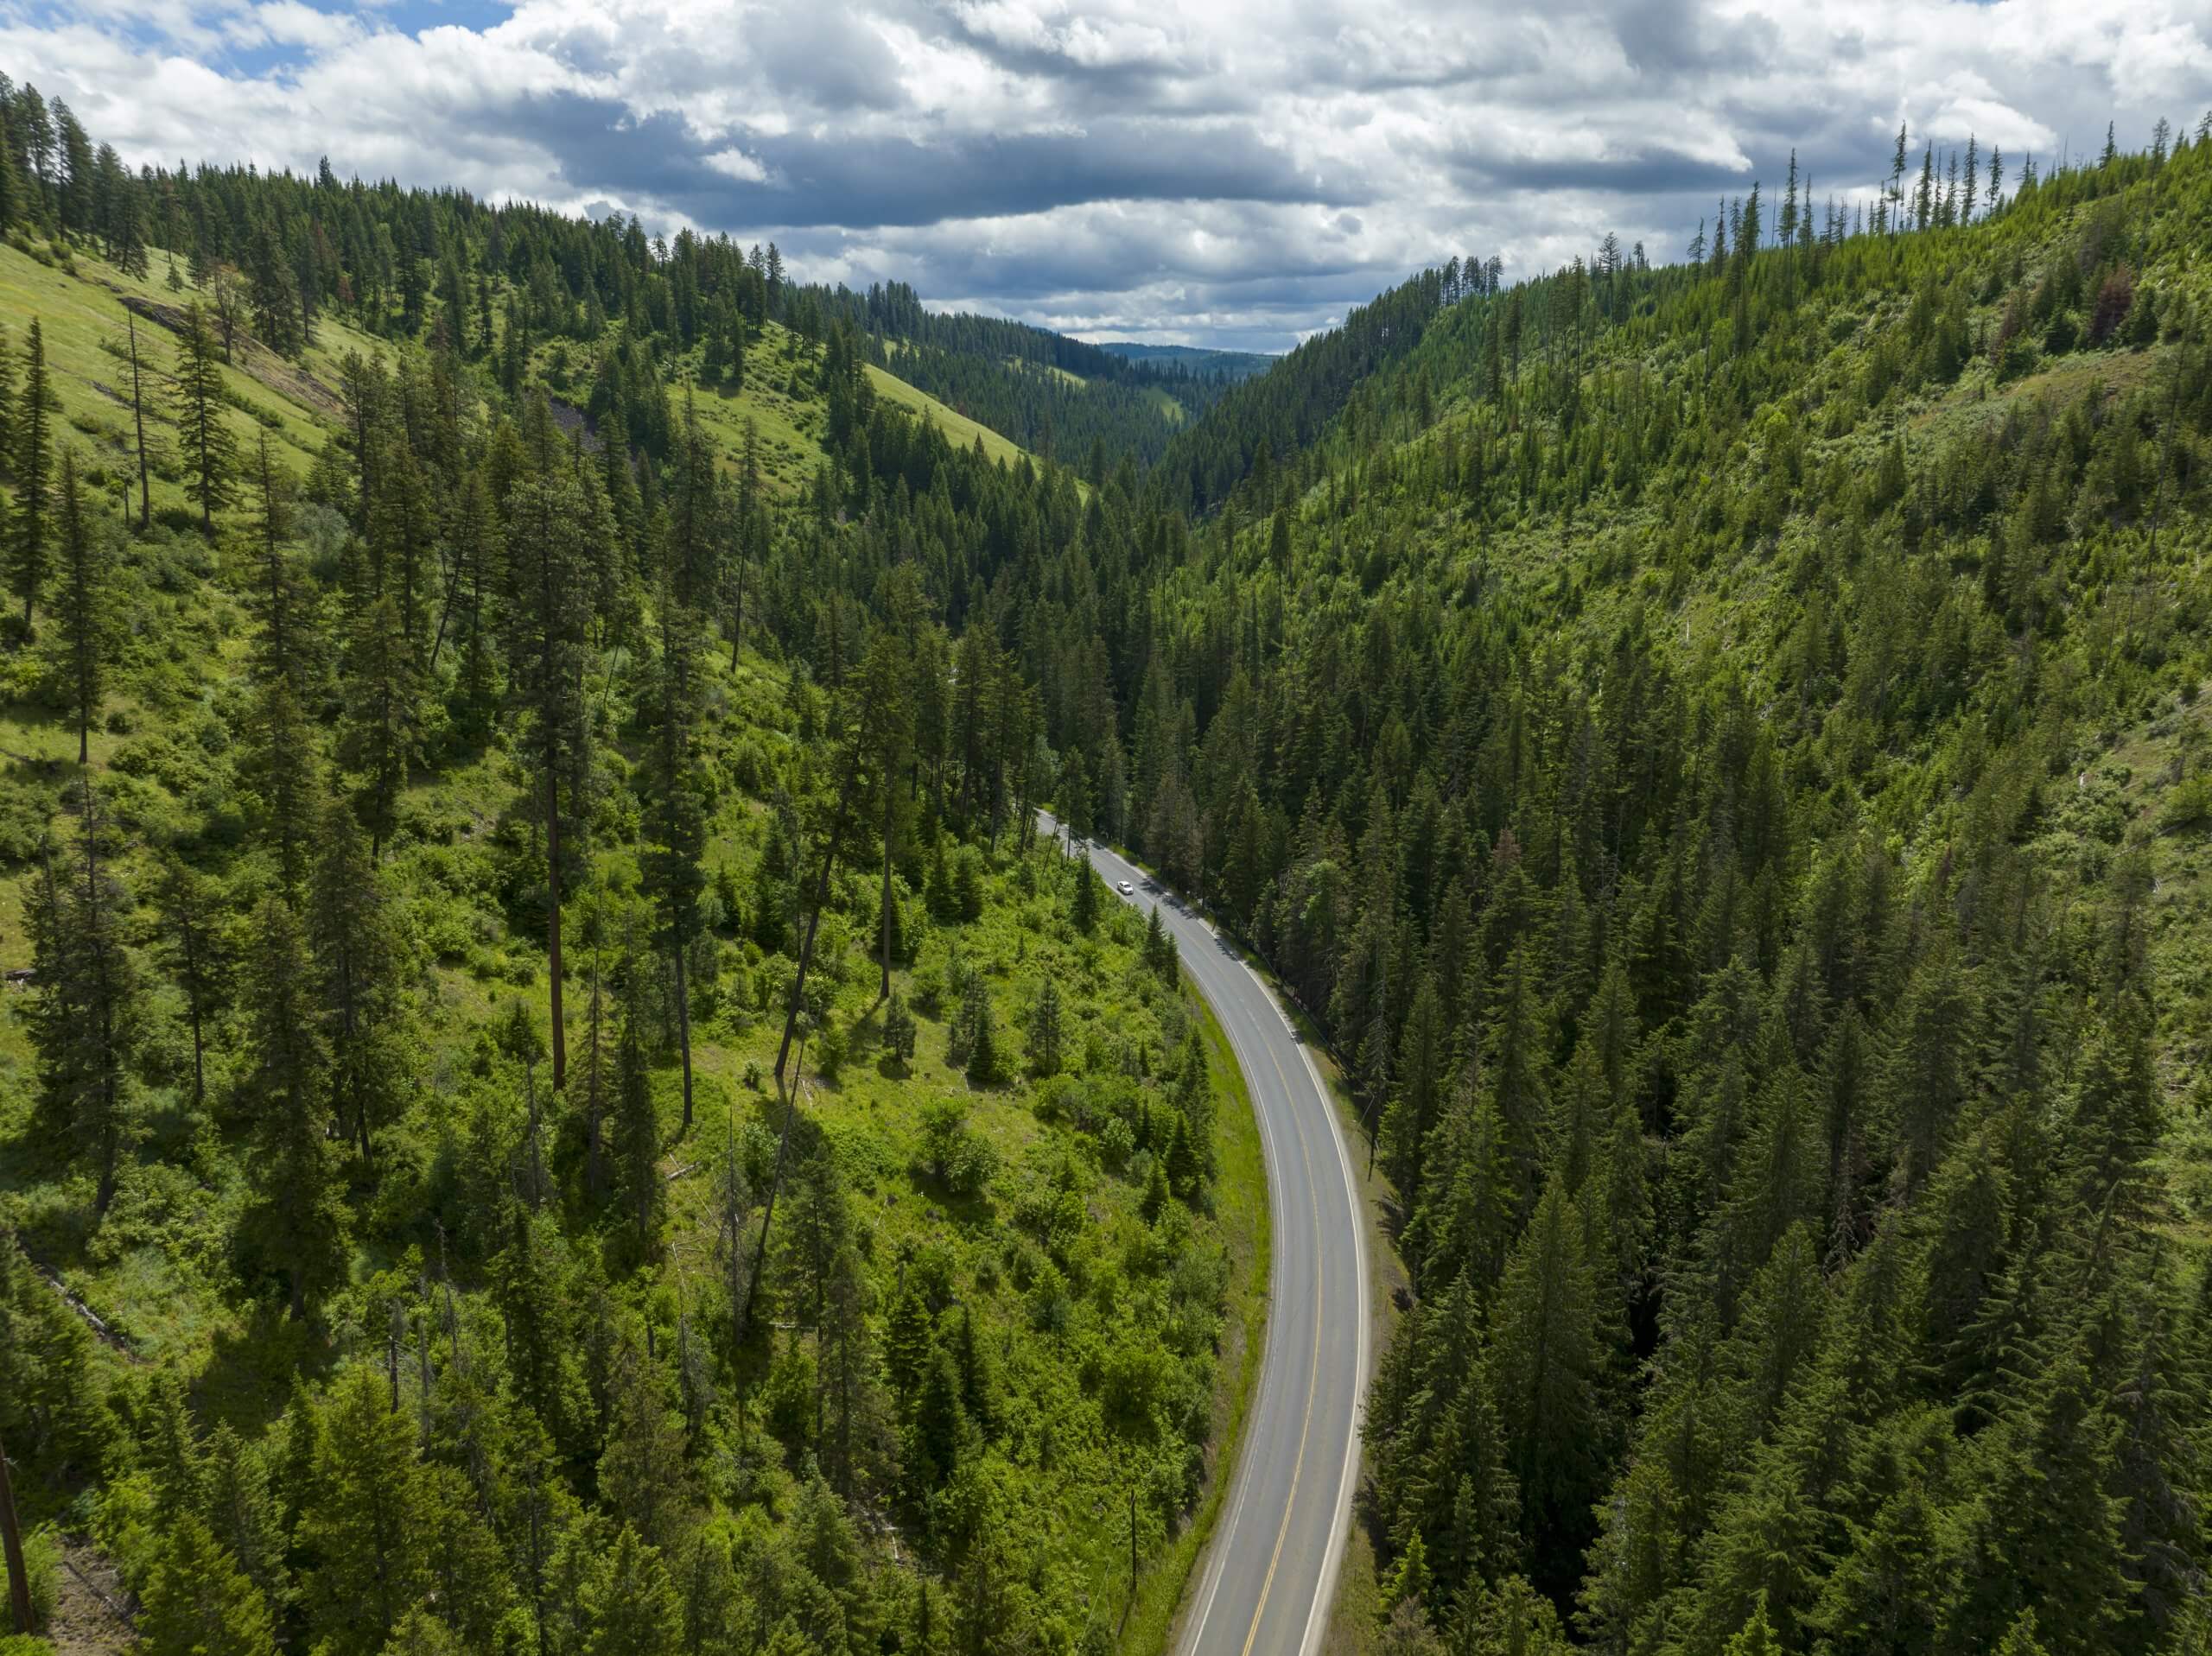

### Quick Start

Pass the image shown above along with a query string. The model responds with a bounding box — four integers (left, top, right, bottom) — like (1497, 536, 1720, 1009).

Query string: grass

(0, 234, 400, 525)
(866, 363, 1029, 468)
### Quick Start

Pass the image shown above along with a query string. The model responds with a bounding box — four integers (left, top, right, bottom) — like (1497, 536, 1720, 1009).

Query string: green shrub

(1994, 336, 2038, 383)
(0, 776, 54, 866)
(917, 1097, 997, 1195)
(2161, 771, 2212, 833)
(21, 1525, 60, 1631)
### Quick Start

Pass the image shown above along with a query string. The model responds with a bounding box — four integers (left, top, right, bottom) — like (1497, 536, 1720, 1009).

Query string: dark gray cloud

(8, 0, 2211, 346)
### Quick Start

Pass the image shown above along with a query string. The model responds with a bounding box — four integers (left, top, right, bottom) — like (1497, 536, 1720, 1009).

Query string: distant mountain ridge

(1095, 341, 1276, 380)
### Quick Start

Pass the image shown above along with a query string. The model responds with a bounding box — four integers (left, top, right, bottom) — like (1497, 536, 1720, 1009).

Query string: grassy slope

(536, 318, 1042, 496)
(0, 237, 404, 986)
(0, 234, 395, 518)
(866, 362, 1028, 468)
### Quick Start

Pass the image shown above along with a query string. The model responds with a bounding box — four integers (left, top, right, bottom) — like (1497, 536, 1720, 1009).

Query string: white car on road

(1117, 879, 1133, 895)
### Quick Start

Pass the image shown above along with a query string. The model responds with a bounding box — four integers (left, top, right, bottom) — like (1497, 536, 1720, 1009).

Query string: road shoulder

(1119, 983, 1272, 1656)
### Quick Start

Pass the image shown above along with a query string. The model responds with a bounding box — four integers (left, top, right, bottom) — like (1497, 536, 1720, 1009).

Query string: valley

(2, 72, 2211, 1656)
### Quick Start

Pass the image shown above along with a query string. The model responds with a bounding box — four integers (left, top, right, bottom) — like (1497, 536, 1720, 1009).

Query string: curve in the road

(1047, 820, 1370, 1656)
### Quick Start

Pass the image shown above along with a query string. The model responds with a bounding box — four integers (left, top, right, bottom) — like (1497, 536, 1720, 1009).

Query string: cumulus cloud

(3, 0, 2209, 346)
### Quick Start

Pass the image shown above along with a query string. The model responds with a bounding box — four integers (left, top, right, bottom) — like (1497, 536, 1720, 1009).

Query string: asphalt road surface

(1042, 817, 1370, 1656)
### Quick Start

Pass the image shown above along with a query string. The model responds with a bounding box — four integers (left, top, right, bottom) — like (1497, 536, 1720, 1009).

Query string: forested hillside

(1141, 253, 1506, 518)
(0, 81, 1268, 1656)
(1051, 126, 2212, 1653)
(777, 282, 1244, 475)
(1094, 346, 1274, 384)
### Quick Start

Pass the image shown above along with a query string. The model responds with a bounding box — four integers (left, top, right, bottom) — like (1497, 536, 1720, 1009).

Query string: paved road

(1044, 818, 1370, 1656)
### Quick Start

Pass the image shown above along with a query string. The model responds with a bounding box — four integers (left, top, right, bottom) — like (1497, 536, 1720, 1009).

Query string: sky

(5, 0, 2211, 350)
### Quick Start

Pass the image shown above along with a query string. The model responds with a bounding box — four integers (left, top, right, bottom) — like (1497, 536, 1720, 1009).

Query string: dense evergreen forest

(5, 62, 2212, 1656)
(0, 77, 1266, 1656)
(1081, 121, 2212, 1655)
(1093, 346, 1274, 384)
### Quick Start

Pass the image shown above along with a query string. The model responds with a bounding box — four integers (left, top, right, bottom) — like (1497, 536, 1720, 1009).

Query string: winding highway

(1044, 817, 1371, 1656)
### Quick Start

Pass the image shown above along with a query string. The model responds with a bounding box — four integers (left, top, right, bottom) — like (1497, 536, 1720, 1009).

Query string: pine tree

(244, 218, 302, 355)
(500, 438, 601, 1090)
(155, 853, 229, 1113)
(140, 1513, 277, 1656)
(26, 780, 137, 1215)
(380, 1608, 463, 1656)
(2066, 1005, 2161, 1223)
(50, 446, 106, 763)
(596, 1340, 690, 1552)
(1165, 1107, 1200, 1198)
(245, 673, 319, 907)
(1141, 904, 1176, 984)
(812, 1205, 878, 1494)
(580, 1524, 683, 1656)
(173, 301, 237, 530)
(1483, 942, 1553, 1212)
(246, 434, 315, 691)
(0, 130, 20, 235)
(1071, 846, 1102, 935)
(103, 149, 147, 277)
(10, 318, 54, 625)
(1942, 1338, 2132, 1652)
(642, 583, 708, 1133)
(493, 1208, 584, 1457)
(1367, 1270, 1518, 1600)
(885, 1279, 935, 1405)
(337, 591, 420, 859)
(861, 630, 914, 999)
(308, 796, 409, 1171)
(1884, 944, 1975, 1193)
(302, 1367, 432, 1654)
(1491, 1177, 1614, 1597)
(613, 970, 664, 1255)
(961, 977, 1001, 1086)
(444, 470, 499, 729)
(1408, 1075, 1518, 1295)
(907, 1343, 967, 1496)
(883, 991, 918, 1069)
(52, 101, 91, 242)
(0, 323, 16, 485)
(200, 1422, 287, 1608)
(1027, 976, 1065, 1077)
(1380, 975, 1445, 1200)
(1890, 122, 1910, 231)
(237, 896, 345, 1317)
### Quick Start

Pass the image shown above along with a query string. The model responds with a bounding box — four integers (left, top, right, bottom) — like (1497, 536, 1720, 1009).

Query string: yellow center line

(1239, 1034, 1323, 1656)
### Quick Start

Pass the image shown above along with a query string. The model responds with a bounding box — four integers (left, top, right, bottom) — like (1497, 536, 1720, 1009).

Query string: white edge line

(1286, 987, 1369, 1656)
(1045, 819, 1285, 1656)
(1176, 918, 1287, 1656)
(1049, 819, 1367, 1656)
